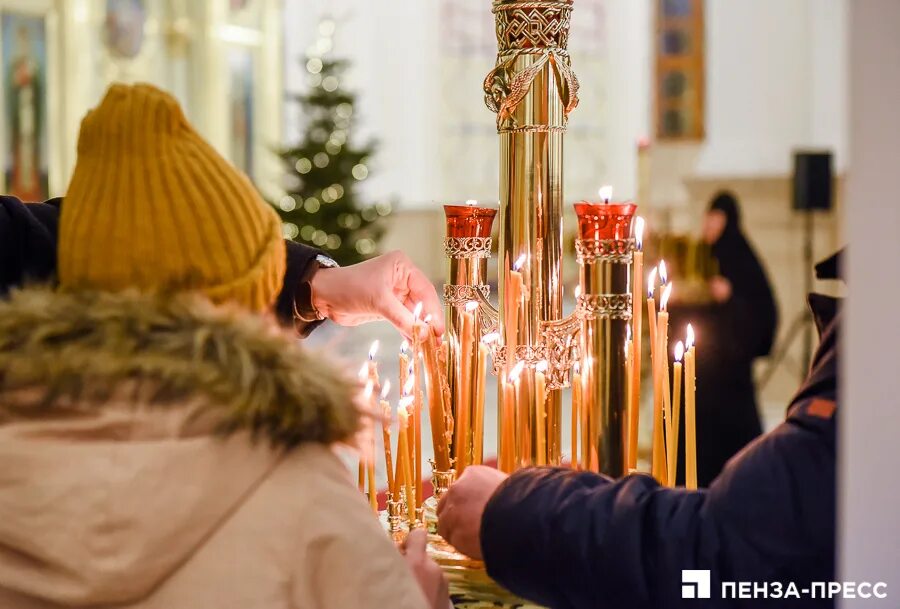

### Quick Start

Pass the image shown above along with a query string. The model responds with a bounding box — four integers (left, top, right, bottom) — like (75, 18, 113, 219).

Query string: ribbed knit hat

(59, 83, 285, 312)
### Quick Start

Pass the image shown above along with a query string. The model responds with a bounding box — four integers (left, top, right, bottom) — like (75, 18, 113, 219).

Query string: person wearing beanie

(0, 83, 446, 609)
(0, 99, 445, 337)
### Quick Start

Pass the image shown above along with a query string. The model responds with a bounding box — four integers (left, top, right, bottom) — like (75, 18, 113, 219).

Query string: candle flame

(465, 301, 479, 312)
(626, 323, 632, 342)
(634, 216, 645, 250)
(686, 323, 695, 349)
(423, 314, 432, 324)
(481, 332, 501, 344)
(535, 360, 549, 373)
(573, 361, 581, 375)
(508, 360, 526, 383)
(400, 339, 409, 354)
(648, 267, 658, 297)
(368, 340, 380, 360)
(358, 362, 369, 381)
(465, 198, 478, 207)
(598, 185, 613, 203)
(675, 340, 685, 362)
(363, 380, 374, 398)
(513, 254, 527, 271)
(574, 285, 582, 299)
(660, 282, 673, 310)
(413, 302, 423, 320)
(399, 396, 414, 412)
(659, 260, 668, 285)
(380, 380, 391, 400)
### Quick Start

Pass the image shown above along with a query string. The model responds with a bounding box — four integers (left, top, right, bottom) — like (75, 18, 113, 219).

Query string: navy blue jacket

(0, 195, 323, 334)
(481, 299, 839, 609)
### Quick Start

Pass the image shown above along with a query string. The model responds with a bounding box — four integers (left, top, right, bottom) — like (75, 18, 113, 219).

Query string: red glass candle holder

(444, 205, 498, 239)
(573, 202, 637, 241)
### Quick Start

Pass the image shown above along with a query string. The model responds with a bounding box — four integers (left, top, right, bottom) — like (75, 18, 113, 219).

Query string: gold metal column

(574, 203, 635, 477)
(485, 0, 579, 468)
(442, 205, 497, 470)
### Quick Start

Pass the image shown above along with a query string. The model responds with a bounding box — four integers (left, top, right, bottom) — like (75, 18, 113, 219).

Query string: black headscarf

(709, 192, 778, 357)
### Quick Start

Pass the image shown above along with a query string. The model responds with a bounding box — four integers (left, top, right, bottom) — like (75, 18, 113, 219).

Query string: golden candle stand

(385, 2, 644, 606)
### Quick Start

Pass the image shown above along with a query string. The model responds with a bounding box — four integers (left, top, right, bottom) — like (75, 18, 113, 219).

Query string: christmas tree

(273, 19, 389, 266)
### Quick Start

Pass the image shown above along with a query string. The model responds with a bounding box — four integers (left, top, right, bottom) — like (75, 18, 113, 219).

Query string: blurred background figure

(687, 192, 778, 485)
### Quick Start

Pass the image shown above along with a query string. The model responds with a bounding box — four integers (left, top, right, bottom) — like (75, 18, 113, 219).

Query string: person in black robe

(689, 191, 779, 485)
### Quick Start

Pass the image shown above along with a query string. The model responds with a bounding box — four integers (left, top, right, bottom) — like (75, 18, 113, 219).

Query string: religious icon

(228, 48, 254, 180)
(2, 12, 48, 202)
(103, 0, 146, 59)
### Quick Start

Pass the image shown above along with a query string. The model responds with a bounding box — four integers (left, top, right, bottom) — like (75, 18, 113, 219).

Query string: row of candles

(357, 303, 465, 524)
(356, 211, 702, 522)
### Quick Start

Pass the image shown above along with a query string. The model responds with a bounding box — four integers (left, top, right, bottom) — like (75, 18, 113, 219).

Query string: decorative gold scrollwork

(492, 0, 574, 51)
(443, 284, 491, 307)
(444, 237, 492, 259)
(541, 313, 581, 389)
(483, 48, 579, 130)
(575, 238, 636, 264)
(576, 293, 633, 321)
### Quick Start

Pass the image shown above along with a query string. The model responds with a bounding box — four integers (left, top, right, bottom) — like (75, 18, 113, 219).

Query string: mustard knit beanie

(59, 83, 285, 312)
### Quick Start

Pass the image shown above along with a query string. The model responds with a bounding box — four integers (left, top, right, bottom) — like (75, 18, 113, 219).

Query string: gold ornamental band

(492, 0, 574, 12)
(574, 238, 636, 264)
(443, 284, 491, 307)
(576, 293, 633, 321)
(499, 124, 568, 134)
(444, 237, 493, 259)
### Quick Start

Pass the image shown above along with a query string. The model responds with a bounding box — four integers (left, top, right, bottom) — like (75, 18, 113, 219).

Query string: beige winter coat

(0, 289, 428, 609)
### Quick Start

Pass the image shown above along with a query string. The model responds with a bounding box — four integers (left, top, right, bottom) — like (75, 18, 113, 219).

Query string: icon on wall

(2, 11, 49, 202)
(104, 0, 146, 59)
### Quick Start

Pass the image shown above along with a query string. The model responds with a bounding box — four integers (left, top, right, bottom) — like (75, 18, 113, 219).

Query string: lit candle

(419, 315, 453, 472)
(508, 361, 526, 469)
(581, 356, 595, 472)
(668, 342, 684, 486)
(473, 333, 496, 466)
(380, 381, 394, 496)
(411, 303, 424, 508)
(535, 360, 548, 466)
(657, 280, 673, 486)
(647, 268, 663, 481)
(685, 324, 698, 489)
(629, 217, 645, 470)
(361, 381, 377, 511)
(501, 373, 517, 473)
(455, 301, 478, 474)
(625, 329, 634, 470)
(571, 362, 582, 470)
(397, 397, 415, 526)
(506, 254, 526, 374)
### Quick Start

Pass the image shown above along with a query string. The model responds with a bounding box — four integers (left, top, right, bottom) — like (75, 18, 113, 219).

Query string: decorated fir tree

(273, 23, 388, 266)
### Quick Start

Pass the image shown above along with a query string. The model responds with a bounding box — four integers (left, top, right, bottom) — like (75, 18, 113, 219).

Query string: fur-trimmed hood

(0, 288, 362, 606)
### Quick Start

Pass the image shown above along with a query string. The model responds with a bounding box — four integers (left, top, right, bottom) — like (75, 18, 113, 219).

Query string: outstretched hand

(310, 250, 445, 338)
(436, 465, 508, 560)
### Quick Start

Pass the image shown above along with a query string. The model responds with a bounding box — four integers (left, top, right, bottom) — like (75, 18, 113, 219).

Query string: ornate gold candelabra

(442, 0, 637, 479)
(421, 1, 641, 604)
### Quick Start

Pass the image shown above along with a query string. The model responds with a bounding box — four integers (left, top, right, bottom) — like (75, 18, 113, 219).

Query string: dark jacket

(480, 297, 838, 609)
(0, 195, 323, 335)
